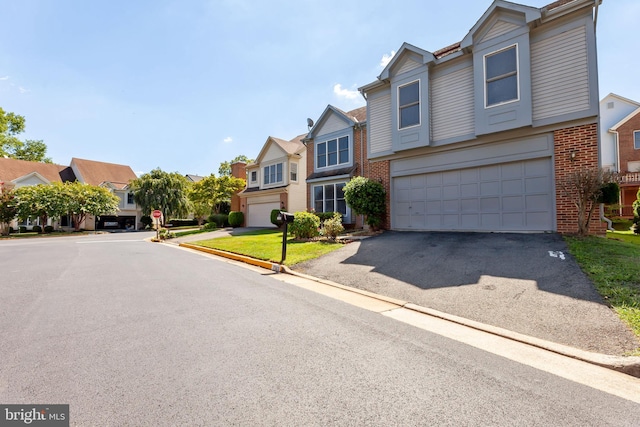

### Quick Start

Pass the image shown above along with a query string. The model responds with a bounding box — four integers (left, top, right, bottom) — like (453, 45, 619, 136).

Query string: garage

(392, 157, 554, 232)
(247, 202, 280, 228)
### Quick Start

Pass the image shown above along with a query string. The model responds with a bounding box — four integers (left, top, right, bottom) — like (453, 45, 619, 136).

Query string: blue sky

(1, 0, 637, 176)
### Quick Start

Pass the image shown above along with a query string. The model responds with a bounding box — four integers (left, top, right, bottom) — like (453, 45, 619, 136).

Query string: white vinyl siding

(316, 113, 347, 136)
(395, 57, 422, 76)
(481, 20, 520, 43)
(369, 92, 393, 155)
(531, 25, 589, 121)
(431, 66, 474, 141)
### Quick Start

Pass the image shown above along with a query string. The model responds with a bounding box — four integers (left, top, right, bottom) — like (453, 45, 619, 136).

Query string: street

(1, 233, 639, 426)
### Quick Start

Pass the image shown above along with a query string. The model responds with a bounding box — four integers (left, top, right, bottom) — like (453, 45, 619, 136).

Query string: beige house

(238, 134, 307, 227)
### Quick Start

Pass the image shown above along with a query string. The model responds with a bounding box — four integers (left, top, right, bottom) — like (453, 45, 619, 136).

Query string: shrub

(314, 211, 336, 222)
(228, 211, 244, 227)
(343, 176, 386, 228)
(19, 226, 27, 233)
(598, 182, 620, 204)
(44, 225, 54, 233)
(321, 212, 344, 240)
(289, 211, 320, 239)
(208, 213, 228, 228)
(271, 209, 284, 228)
(158, 228, 175, 240)
(167, 219, 198, 227)
(32, 225, 42, 233)
(140, 215, 153, 229)
(203, 222, 217, 230)
(8, 226, 14, 234)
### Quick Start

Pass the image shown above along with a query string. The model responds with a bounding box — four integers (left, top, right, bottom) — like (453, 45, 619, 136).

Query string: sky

(1, 0, 637, 177)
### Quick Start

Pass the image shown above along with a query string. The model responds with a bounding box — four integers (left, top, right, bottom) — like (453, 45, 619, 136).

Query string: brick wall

(230, 162, 246, 213)
(553, 122, 606, 235)
(615, 111, 640, 172)
(368, 160, 391, 229)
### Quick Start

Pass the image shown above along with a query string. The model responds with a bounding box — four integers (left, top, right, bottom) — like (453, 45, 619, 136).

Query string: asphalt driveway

(294, 231, 640, 356)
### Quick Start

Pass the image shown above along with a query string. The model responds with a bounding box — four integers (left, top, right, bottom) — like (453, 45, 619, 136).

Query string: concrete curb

(178, 241, 640, 378)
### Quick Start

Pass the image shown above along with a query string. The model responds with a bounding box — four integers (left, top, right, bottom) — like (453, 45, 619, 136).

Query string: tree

(343, 176, 386, 229)
(559, 167, 618, 236)
(218, 155, 253, 176)
(61, 182, 120, 231)
(632, 188, 640, 234)
(14, 184, 67, 230)
(0, 107, 52, 163)
(188, 174, 246, 223)
(129, 168, 190, 223)
(0, 182, 17, 235)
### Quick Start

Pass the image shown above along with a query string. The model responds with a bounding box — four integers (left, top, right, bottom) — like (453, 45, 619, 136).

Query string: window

(290, 163, 298, 182)
(127, 193, 134, 205)
(250, 171, 257, 184)
(398, 81, 420, 129)
(485, 45, 518, 107)
(316, 136, 349, 169)
(313, 183, 347, 216)
(634, 131, 640, 150)
(263, 163, 283, 185)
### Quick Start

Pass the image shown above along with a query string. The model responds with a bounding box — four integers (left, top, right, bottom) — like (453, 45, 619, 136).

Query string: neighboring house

(304, 105, 367, 227)
(358, 0, 603, 234)
(185, 174, 204, 183)
(0, 157, 75, 230)
(238, 134, 307, 227)
(604, 100, 640, 217)
(599, 93, 640, 173)
(69, 158, 141, 230)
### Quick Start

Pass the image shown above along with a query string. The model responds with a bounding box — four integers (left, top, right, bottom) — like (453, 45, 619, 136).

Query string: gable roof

(0, 157, 74, 184)
(251, 133, 307, 166)
(600, 93, 640, 109)
(307, 105, 367, 139)
(378, 42, 435, 81)
(185, 174, 204, 182)
(71, 158, 137, 190)
(610, 107, 640, 132)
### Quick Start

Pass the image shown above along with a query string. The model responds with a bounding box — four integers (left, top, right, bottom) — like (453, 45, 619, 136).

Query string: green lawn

(191, 228, 345, 265)
(565, 234, 640, 348)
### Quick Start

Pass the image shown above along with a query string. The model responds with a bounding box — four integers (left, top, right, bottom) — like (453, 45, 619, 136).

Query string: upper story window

(485, 44, 518, 107)
(127, 193, 134, 205)
(250, 170, 257, 184)
(290, 163, 298, 182)
(317, 136, 349, 169)
(398, 80, 420, 129)
(634, 131, 640, 150)
(263, 163, 283, 185)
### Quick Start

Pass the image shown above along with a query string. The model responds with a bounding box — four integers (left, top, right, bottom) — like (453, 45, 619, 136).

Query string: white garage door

(247, 202, 280, 227)
(392, 158, 554, 232)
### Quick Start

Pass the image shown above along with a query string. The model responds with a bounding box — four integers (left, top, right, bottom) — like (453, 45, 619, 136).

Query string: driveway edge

(178, 241, 640, 378)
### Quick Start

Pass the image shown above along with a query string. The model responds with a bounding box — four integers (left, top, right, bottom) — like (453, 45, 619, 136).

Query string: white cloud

(18, 86, 30, 94)
(223, 137, 233, 143)
(333, 83, 360, 100)
(0, 76, 9, 81)
(380, 50, 396, 67)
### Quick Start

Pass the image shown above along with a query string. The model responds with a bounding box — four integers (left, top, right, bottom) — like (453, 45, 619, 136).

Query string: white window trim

(312, 181, 350, 221)
(315, 135, 351, 170)
(634, 130, 640, 150)
(290, 162, 298, 182)
(263, 162, 284, 186)
(397, 79, 421, 130)
(249, 170, 258, 185)
(483, 43, 520, 109)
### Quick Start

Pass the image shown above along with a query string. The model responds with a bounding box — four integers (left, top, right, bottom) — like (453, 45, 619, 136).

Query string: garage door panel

(392, 157, 554, 231)
(247, 202, 280, 227)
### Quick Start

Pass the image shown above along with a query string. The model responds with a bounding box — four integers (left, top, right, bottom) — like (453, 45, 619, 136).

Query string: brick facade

(368, 160, 391, 230)
(616, 111, 640, 172)
(553, 123, 606, 235)
(230, 162, 246, 213)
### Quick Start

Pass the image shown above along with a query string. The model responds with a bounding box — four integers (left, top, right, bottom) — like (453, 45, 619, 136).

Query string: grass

(565, 234, 640, 351)
(191, 228, 345, 265)
(172, 228, 215, 238)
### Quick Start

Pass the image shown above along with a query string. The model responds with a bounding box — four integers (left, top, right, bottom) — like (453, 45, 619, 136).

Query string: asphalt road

(1, 233, 639, 426)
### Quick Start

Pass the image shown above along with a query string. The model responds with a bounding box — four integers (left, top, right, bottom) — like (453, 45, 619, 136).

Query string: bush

(321, 212, 344, 240)
(19, 226, 27, 233)
(598, 182, 620, 204)
(140, 215, 153, 229)
(289, 211, 320, 239)
(271, 209, 284, 228)
(343, 176, 386, 228)
(8, 226, 14, 234)
(208, 214, 228, 228)
(167, 218, 198, 227)
(314, 211, 336, 222)
(44, 225, 54, 233)
(228, 211, 244, 227)
(203, 222, 217, 230)
(158, 228, 175, 240)
(32, 225, 42, 233)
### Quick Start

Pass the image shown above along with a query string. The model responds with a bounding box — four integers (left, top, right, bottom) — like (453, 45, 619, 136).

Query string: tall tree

(0, 107, 52, 163)
(60, 182, 120, 231)
(14, 184, 67, 229)
(129, 168, 190, 223)
(218, 155, 253, 176)
(188, 174, 245, 221)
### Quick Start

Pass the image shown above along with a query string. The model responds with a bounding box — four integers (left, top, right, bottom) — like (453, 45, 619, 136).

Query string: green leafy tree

(0, 107, 51, 163)
(343, 176, 386, 229)
(218, 155, 253, 176)
(60, 182, 120, 231)
(14, 184, 67, 230)
(188, 174, 246, 223)
(129, 168, 190, 224)
(632, 188, 640, 234)
(0, 182, 17, 235)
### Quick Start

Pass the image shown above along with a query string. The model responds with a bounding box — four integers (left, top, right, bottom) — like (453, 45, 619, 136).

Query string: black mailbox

(277, 211, 295, 223)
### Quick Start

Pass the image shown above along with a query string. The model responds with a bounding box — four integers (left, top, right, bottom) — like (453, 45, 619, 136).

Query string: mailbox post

(276, 211, 295, 265)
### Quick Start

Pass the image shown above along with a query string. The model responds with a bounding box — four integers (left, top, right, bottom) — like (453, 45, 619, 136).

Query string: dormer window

(398, 80, 420, 129)
(316, 136, 349, 169)
(263, 163, 283, 185)
(485, 44, 519, 107)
